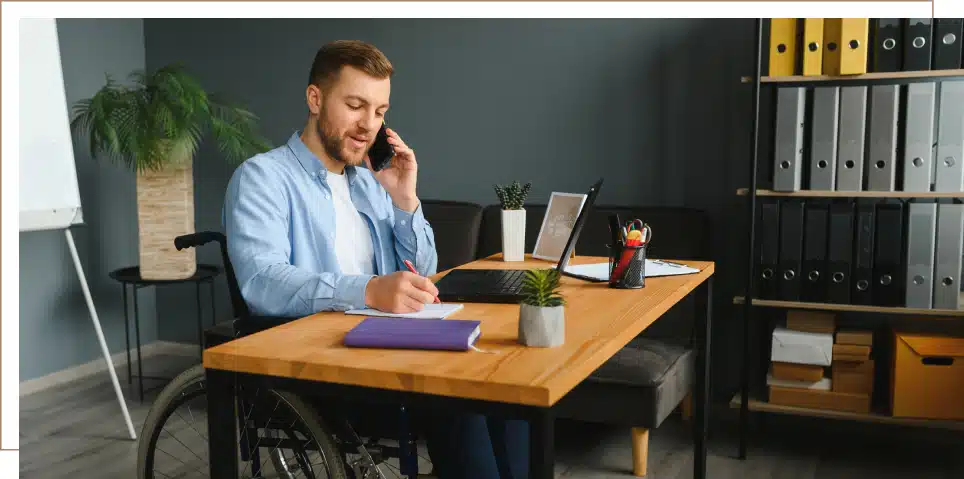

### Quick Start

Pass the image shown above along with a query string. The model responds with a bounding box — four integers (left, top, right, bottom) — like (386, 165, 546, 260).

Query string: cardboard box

(786, 310, 836, 334)
(832, 359, 874, 394)
(767, 374, 831, 391)
(771, 361, 825, 382)
(771, 328, 833, 366)
(835, 329, 874, 347)
(832, 344, 871, 361)
(769, 385, 870, 413)
(891, 332, 964, 420)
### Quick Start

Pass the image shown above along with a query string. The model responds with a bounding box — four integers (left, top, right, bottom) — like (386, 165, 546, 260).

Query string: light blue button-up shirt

(222, 131, 438, 318)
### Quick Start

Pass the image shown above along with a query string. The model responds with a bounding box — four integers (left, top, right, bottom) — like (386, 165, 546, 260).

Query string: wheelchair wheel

(136, 364, 349, 479)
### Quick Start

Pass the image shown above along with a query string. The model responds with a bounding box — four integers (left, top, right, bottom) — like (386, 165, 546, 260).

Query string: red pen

(403, 259, 440, 304)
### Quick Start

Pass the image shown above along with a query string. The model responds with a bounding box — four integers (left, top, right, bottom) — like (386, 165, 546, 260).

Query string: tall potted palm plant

(70, 64, 271, 280)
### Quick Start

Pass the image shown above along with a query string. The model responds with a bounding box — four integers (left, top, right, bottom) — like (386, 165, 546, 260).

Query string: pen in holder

(607, 243, 646, 289)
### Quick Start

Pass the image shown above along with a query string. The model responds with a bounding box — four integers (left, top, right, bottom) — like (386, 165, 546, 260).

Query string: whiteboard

(19, 18, 83, 232)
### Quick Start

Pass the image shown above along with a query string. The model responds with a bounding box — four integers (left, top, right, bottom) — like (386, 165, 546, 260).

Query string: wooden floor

(20, 352, 964, 478)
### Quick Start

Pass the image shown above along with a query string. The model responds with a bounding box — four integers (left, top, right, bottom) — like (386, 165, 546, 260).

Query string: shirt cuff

(333, 274, 375, 310)
(393, 201, 425, 242)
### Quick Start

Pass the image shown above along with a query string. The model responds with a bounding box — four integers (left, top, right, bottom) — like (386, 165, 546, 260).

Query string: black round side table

(109, 264, 221, 402)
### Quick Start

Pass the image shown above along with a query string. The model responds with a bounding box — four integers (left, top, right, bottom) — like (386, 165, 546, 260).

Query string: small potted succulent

(518, 268, 566, 347)
(494, 180, 531, 262)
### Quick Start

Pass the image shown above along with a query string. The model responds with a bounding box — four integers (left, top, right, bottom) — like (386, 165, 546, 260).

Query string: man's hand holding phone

(366, 126, 419, 213)
(364, 271, 439, 313)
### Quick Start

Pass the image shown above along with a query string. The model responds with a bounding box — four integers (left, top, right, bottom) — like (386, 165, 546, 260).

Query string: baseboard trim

(19, 341, 199, 397)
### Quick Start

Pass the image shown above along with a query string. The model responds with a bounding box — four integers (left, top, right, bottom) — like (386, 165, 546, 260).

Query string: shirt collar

(286, 131, 359, 184)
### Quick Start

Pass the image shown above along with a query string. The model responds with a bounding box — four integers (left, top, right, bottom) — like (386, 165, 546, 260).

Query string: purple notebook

(343, 317, 482, 351)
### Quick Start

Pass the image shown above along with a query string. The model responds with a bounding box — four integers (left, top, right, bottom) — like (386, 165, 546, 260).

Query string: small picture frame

(532, 192, 588, 262)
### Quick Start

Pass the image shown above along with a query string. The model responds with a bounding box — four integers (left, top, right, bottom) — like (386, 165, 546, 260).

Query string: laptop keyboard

(491, 269, 526, 293)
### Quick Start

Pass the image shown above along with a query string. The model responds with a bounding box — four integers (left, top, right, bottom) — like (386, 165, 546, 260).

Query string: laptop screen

(555, 178, 604, 273)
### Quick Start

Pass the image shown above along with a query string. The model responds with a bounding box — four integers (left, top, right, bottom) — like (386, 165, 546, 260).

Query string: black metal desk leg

(529, 407, 554, 479)
(206, 368, 239, 478)
(134, 284, 143, 402)
(122, 284, 131, 386)
(694, 277, 713, 479)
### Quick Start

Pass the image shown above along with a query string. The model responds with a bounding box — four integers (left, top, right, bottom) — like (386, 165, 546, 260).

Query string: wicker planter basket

(135, 158, 196, 280)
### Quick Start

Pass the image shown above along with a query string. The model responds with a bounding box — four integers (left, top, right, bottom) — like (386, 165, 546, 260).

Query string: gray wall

(143, 18, 756, 398)
(19, 19, 156, 381)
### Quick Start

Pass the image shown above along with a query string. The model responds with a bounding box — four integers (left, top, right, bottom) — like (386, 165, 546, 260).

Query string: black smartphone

(368, 123, 395, 172)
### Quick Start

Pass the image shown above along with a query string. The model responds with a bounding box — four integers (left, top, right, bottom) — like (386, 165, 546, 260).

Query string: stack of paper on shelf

(768, 311, 834, 389)
(768, 311, 873, 413)
(832, 328, 875, 396)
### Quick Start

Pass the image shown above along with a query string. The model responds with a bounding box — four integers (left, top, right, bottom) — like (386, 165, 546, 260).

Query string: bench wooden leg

(632, 427, 649, 477)
(681, 393, 693, 422)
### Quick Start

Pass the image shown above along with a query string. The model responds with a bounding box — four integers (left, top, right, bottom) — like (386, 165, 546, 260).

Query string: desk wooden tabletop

(203, 255, 715, 407)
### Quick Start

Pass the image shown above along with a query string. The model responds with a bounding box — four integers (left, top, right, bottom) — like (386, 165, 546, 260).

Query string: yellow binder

(839, 18, 869, 75)
(823, 19, 842, 76)
(769, 18, 799, 76)
(802, 18, 825, 76)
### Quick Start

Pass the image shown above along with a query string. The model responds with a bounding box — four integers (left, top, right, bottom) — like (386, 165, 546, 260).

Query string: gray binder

(867, 85, 899, 191)
(935, 82, 964, 193)
(773, 87, 805, 192)
(901, 83, 936, 192)
(809, 87, 839, 190)
(905, 203, 937, 309)
(934, 203, 964, 310)
(836, 86, 867, 191)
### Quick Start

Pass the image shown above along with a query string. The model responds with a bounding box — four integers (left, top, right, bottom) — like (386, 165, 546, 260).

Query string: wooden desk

(204, 254, 715, 479)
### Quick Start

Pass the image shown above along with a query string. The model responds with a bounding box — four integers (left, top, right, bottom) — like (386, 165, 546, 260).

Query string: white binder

(836, 86, 867, 191)
(901, 83, 936, 192)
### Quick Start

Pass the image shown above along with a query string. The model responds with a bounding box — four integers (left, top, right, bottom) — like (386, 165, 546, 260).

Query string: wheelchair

(136, 231, 433, 479)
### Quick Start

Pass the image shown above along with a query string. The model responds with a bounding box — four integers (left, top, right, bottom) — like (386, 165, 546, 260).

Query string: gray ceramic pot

(518, 304, 565, 347)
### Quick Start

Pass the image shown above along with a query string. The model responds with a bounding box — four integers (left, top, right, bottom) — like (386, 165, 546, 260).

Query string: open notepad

(345, 303, 464, 320)
(559, 259, 700, 282)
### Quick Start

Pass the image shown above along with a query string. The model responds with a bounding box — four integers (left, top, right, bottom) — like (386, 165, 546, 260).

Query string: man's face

(311, 66, 391, 167)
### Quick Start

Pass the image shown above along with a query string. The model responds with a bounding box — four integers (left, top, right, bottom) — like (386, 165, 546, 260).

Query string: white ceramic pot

(501, 208, 526, 262)
(518, 303, 565, 347)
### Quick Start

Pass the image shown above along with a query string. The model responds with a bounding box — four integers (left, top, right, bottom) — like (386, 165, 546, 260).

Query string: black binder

(827, 201, 855, 304)
(872, 18, 902, 72)
(802, 201, 829, 302)
(933, 19, 964, 69)
(902, 19, 933, 71)
(757, 201, 780, 300)
(852, 201, 876, 305)
(873, 202, 905, 306)
(779, 200, 805, 301)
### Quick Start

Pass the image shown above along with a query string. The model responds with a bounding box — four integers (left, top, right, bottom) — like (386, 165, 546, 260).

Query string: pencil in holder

(607, 243, 646, 289)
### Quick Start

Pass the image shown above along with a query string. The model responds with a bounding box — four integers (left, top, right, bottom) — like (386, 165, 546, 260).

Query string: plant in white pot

(70, 65, 271, 280)
(493, 180, 531, 262)
(518, 268, 566, 347)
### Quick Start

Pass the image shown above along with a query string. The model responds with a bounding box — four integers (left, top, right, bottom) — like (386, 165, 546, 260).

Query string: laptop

(435, 178, 605, 303)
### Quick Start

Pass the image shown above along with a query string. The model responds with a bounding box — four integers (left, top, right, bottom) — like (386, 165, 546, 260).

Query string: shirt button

(401, 220, 407, 225)
(324, 193, 330, 200)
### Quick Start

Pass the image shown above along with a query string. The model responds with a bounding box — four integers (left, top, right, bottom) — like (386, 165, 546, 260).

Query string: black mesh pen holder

(607, 243, 646, 289)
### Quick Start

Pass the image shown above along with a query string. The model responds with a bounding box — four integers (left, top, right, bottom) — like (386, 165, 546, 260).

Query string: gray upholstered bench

(556, 337, 695, 477)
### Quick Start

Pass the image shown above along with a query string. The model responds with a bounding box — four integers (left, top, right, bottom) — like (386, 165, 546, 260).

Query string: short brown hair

(308, 40, 393, 90)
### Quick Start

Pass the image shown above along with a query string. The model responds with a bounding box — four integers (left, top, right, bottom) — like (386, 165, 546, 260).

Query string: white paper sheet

(345, 303, 464, 320)
(559, 259, 701, 281)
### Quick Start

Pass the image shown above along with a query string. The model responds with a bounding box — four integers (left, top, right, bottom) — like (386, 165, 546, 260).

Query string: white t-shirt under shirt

(326, 171, 376, 276)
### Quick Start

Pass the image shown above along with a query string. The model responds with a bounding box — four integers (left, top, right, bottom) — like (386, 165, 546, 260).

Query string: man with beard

(223, 40, 528, 479)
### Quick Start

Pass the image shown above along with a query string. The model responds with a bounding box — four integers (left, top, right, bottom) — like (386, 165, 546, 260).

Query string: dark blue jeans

(322, 399, 529, 479)
(420, 412, 530, 479)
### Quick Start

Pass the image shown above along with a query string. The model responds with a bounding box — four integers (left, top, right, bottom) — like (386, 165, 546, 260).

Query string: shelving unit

(741, 68, 964, 85)
(736, 19, 964, 461)
(730, 395, 964, 432)
(736, 188, 964, 199)
(733, 295, 964, 318)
